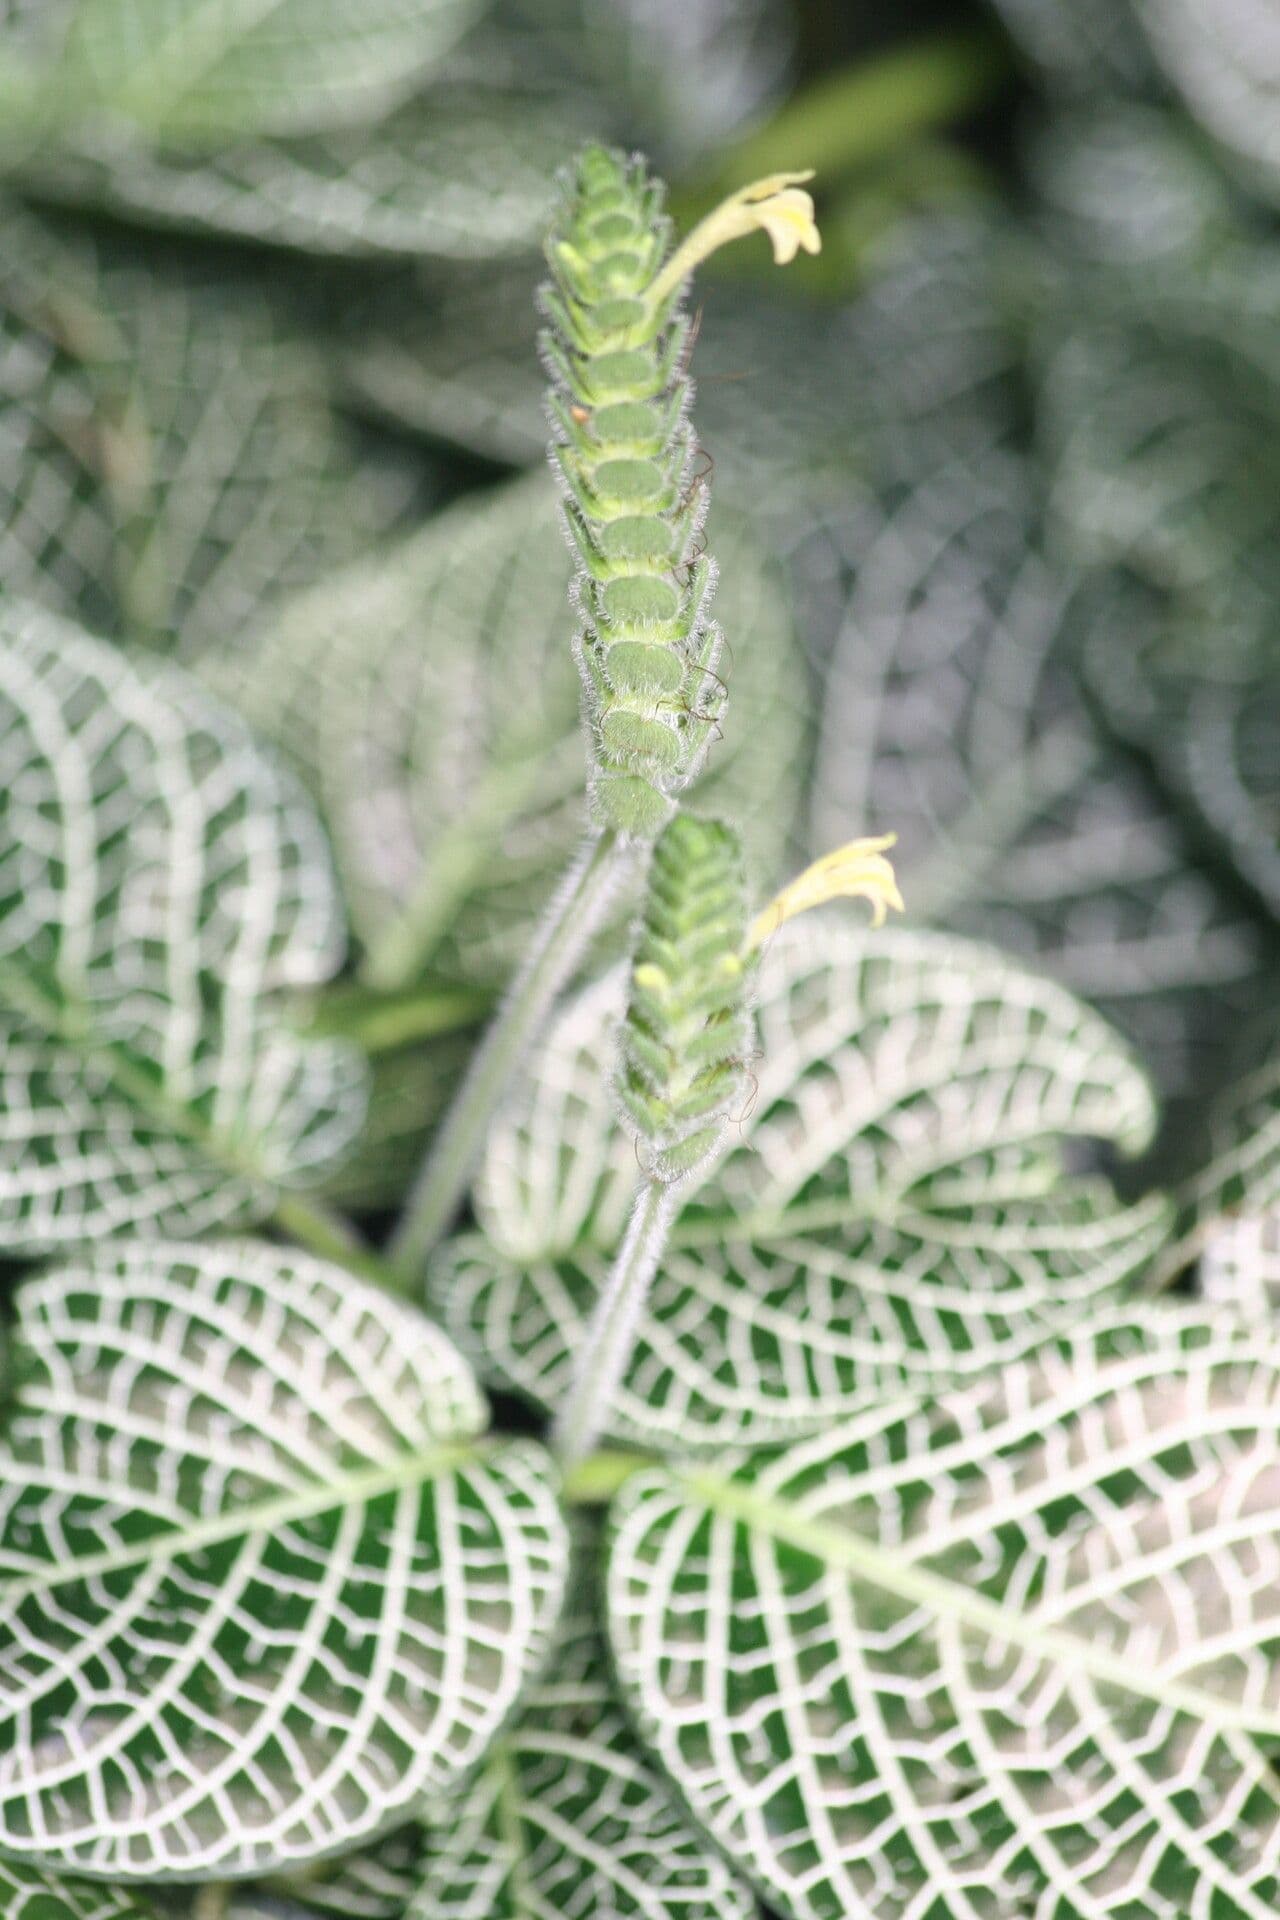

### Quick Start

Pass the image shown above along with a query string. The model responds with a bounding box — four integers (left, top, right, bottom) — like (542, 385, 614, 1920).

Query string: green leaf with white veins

(51, 0, 481, 141)
(808, 454, 1276, 1103)
(430, 922, 1170, 1451)
(0, 1862, 151, 1918)
(0, 597, 366, 1253)
(411, 1530, 756, 1920)
(24, 87, 579, 260)
(0, 206, 424, 658)
(208, 472, 808, 994)
(0, 1240, 566, 1880)
(607, 1309, 1280, 1920)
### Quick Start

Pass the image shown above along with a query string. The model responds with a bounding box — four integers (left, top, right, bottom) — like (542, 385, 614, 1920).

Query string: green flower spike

(617, 813, 753, 1185)
(541, 146, 820, 840)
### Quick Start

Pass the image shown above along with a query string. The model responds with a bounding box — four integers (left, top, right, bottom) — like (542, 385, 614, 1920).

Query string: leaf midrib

(681, 1466, 1280, 1737)
(0, 1438, 484, 1604)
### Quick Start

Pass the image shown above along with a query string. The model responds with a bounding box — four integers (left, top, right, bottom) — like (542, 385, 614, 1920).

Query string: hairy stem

(391, 829, 635, 1270)
(553, 1177, 677, 1468)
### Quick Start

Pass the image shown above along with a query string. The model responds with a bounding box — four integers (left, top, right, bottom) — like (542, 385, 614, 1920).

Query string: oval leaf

(0, 596, 366, 1250)
(411, 1529, 755, 1920)
(26, 89, 577, 260)
(208, 472, 808, 994)
(431, 922, 1168, 1450)
(0, 1862, 150, 1917)
(54, 0, 480, 141)
(809, 451, 1274, 1102)
(608, 1310, 1280, 1920)
(0, 1240, 566, 1880)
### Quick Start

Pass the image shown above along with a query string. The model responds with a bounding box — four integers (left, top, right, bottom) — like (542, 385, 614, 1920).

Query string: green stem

(561, 1447, 655, 1504)
(361, 739, 585, 994)
(305, 980, 492, 1055)
(678, 30, 1009, 211)
(390, 829, 635, 1272)
(272, 1191, 415, 1296)
(553, 1177, 677, 1469)
(192, 1889, 230, 1920)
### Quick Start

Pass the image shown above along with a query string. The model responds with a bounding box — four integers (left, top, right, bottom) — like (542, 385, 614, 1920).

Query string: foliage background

(2, 0, 1280, 1916)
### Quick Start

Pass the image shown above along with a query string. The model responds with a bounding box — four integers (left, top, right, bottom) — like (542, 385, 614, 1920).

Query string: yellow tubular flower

(746, 835, 903, 952)
(648, 171, 821, 306)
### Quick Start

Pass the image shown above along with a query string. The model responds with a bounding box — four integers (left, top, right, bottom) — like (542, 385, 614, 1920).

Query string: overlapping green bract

(543, 145, 724, 839)
(618, 815, 750, 1184)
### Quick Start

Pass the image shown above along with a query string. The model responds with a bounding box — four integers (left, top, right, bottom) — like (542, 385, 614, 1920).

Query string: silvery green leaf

(261, 1823, 423, 1919)
(207, 472, 809, 994)
(0, 597, 366, 1251)
(1135, 0, 1280, 205)
(430, 922, 1168, 1451)
(1081, 574, 1280, 923)
(0, 206, 423, 656)
(1201, 1211, 1280, 1323)
(1028, 104, 1238, 266)
(809, 455, 1276, 1102)
(341, 256, 547, 468)
(842, 213, 1026, 489)
(50, 0, 480, 141)
(985, 0, 1155, 92)
(0, 1240, 567, 1880)
(1156, 1043, 1280, 1281)
(607, 1309, 1280, 1920)
(410, 1532, 756, 1920)
(0, 1862, 151, 1918)
(26, 88, 575, 259)
(572, 0, 792, 169)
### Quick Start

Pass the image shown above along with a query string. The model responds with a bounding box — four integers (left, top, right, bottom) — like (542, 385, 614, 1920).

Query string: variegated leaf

(1081, 573, 1280, 923)
(0, 1240, 566, 1880)
(206, 472, 808, 994)
(411, 1531, 756, 1920)
(0, 597, 366, 1251)
(809, 452, 1276, 1101)
(608, 1309, 1280, 1920)
(1156, 1043, 1280, 1281)
(0, 205, 423, 656)
(1028, 104, 1237, 267)
(0, 1861, 151, 1918)
(430, 922, 1169, 1450)
(49, 0, 480, 141)
(25, 87, 577, 259)
(1201, 1211, 1280, 1324)
(985, 0, 1155, 92)
(1136, 0, 1280, 205)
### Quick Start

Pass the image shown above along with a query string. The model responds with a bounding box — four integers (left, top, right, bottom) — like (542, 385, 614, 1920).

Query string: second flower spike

(616, 814, 752, 1184)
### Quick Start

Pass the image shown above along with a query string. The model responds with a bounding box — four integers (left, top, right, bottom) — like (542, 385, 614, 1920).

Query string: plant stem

(390, 829, 635, 1271)
(553, 1177, 677, 1469)
(271, 1191, 414, 1295)
(561, 1447, 655, 1504)
(304, 980, 492, 1055)
(192, 1888, 229, 1920)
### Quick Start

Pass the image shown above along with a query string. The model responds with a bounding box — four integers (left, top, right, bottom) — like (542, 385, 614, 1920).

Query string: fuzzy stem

(391, 829, 635, 1270)
(553, 1177, 678, 1468)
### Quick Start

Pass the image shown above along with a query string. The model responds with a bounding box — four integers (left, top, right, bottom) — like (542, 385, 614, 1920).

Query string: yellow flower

(649, 172, 821, 305)
(746, 835, 903, 952)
